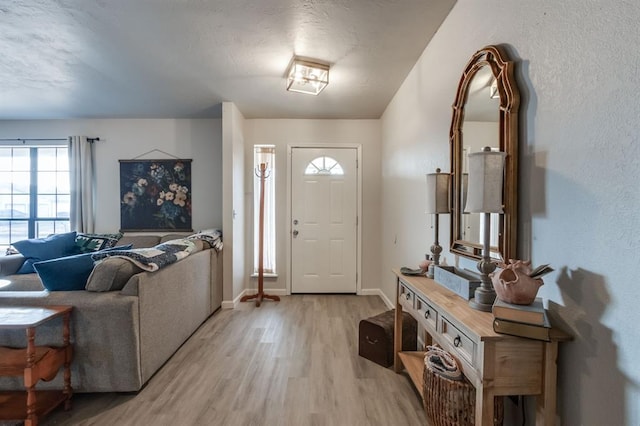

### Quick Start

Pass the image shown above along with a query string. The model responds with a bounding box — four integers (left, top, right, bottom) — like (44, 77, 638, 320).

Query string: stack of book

(492, 297, 552, 341)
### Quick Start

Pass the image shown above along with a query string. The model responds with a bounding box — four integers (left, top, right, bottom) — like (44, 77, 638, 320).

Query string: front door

(290, 147, 357, 293)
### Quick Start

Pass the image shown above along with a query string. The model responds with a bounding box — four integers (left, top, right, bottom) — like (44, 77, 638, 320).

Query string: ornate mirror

(449, 45, 520, 261)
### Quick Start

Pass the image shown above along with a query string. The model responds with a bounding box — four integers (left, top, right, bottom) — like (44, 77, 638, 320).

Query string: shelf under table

(398, 351, 426, 399)
(0, 390, 68, 421)
(0, 346, 64, 376)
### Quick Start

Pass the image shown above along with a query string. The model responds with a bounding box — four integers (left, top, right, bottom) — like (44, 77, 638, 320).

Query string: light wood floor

(41, 295, 426, 426)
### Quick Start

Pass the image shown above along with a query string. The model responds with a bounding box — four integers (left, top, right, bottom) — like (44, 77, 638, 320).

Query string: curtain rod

(0, 137, 100, 143)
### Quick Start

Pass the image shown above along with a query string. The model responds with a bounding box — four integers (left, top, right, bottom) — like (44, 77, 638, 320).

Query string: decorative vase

(419, 258, 432, 275)
(491, 260, 543, 305)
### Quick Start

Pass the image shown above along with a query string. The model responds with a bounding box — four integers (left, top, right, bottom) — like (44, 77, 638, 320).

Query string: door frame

(286, 143, 362, 295)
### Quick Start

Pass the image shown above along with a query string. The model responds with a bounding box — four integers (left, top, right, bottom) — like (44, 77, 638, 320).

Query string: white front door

(290, 147, 357, 293)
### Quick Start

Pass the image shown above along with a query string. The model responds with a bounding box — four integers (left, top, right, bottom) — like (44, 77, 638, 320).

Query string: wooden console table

(392, 269, 570, 426)
(0, 306, 73, 426)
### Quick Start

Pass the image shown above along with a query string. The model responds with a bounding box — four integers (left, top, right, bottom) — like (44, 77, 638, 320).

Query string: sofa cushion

(159, 233, 191, 243)
(13, 232, 78, 274)
(117, 235, 162, 249)
(85, 257, 144, 292)
(33, 244, 133, 291)
(75, 232, 123, 253)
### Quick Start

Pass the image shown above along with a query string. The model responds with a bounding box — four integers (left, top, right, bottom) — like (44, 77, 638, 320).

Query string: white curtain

(254, 146, 276, 274)
(69, 136, 95, 233)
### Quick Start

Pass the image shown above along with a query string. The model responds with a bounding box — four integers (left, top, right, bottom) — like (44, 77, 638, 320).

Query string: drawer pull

(405, 293, 411, 300)
(365, 336, 378, 345)
(424, 310, 431, 319)
(454, 335, 462, 347)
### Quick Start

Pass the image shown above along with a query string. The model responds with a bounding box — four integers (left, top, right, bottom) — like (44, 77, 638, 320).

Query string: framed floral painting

(119, 159, 193, 231)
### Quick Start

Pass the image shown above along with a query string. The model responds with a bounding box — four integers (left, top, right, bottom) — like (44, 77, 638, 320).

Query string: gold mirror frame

(449, 45, 520, 261)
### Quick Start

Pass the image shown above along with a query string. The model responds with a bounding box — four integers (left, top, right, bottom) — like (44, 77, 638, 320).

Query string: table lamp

(465, 147, 506, 311)
(425, 168, 450, 278)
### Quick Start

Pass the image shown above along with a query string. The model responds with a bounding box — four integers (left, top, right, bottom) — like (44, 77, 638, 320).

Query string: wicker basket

(423, 360, 503, 426)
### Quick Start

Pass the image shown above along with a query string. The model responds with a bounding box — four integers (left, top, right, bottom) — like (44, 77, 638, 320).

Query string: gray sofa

(0, 233, 223, 393)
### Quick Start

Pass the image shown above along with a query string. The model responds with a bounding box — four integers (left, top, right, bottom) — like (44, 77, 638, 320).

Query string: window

(253, 145, 276, 274)
(0, 145, 70, 250)
(304, 156, 344, 175)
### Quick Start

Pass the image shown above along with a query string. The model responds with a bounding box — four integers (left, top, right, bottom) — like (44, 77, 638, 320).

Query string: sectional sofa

(0, 232, 223, 393)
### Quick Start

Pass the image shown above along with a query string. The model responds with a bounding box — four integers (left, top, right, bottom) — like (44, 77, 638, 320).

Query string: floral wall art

(119, 159, 193, 231)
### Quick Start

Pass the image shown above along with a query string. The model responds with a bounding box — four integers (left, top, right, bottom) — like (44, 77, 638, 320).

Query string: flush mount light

(286, 58, 329, 95)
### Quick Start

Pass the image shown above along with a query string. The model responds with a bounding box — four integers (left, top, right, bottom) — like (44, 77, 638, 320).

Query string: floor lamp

(241, 163, 280, 307)
(425, 168, 450, 279)
(466, 147, 506, 312)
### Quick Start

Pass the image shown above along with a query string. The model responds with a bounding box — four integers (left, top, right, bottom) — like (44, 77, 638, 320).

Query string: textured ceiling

(0, 0, 455, 119)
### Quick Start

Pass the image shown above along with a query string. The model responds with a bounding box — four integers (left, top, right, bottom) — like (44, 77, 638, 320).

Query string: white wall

(222, 102, 246, 304)
(0, 119, 222, 232)
(462, 121, 498, 155)
(382, 1, 640, 424)
(243, 119, 382, 296)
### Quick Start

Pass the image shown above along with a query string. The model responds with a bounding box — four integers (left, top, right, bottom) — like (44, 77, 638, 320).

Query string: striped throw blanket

(92, 230, 223, 272)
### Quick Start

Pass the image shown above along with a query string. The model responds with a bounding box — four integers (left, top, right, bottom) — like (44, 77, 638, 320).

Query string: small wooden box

(358, 310, 417, 367)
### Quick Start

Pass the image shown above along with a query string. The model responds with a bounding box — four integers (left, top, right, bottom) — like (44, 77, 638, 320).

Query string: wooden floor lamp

(241, 162, 280, 307)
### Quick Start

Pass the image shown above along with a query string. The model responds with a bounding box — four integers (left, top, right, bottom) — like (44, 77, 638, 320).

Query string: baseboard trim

(221, 288, 287, 309)
(226, 288, 393, 309)
(360, 288, 394, 309)
(221, 290, 246, 309)
(221, 300, 237, 309)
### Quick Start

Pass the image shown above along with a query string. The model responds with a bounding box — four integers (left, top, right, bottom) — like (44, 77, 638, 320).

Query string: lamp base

(469, 236, 497, 312)
(468, 285, 496, 312)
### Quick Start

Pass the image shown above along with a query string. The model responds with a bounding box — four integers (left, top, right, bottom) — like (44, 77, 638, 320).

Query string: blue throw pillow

(33, 244, 133, 291)
(14, 232, 78, 274)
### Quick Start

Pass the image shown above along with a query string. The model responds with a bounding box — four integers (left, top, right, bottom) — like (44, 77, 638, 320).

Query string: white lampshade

(425, 168, 450, 214)
(464, 147, 506, 213)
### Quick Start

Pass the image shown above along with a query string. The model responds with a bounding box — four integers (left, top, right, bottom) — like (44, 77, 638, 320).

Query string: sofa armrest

(0, 254, 25, 277)
(124, 249, 212, 383)
(0, 273, 44, 291)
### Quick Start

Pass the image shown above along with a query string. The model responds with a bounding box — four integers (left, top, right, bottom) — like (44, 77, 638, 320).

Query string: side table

(393, 270, 571, 425)
(0, 305, 73, 426)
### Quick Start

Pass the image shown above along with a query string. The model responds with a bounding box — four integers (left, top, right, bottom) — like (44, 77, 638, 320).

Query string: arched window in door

(304, 156, 344, 175)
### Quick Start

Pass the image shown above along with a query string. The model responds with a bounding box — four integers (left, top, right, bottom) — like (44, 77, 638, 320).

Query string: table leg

(475, 387, 495, 426)
(475, 384, 495, 426)
(25, 326, 38, 425)
(536, 341, 559, 425)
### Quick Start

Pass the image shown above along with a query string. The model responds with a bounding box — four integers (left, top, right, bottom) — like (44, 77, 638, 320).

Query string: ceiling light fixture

(286, 58, 329, 95)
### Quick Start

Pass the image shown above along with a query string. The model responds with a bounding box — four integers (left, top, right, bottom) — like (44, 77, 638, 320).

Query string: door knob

(292, 230, 299, 237)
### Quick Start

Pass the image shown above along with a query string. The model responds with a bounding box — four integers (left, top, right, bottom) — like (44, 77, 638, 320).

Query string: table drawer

(415, 296, 438, 333)
(440, 316, 476, 365)
(399, 283, 415, 310)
